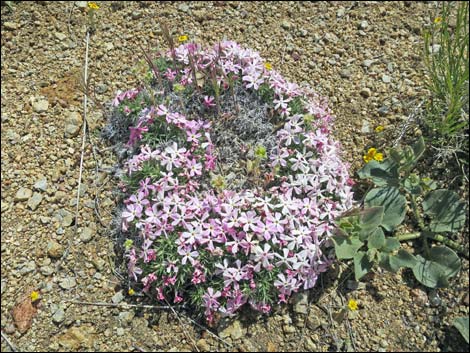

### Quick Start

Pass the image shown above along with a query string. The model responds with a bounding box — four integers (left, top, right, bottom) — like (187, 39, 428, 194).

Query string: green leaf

(422, 189, 467, 233)
(353, 251, 374, 280)
(389, 249, 418, 270)
(412, 136, 425, 161)
(411, 246, 461, 288)
(453, 317, 469, 344)
(357, 159, 399, 187)
(359, 206, 384, 234)
(403, 174, 423, 195)
(381, 237, 401, 253)
(365, 187, 407, 232)
(332, 236, 364, 260)
(378, 253, 396, 273)
(368, 228, 385, 249)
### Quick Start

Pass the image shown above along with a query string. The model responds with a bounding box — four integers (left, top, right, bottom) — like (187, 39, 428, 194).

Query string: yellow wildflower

(88, 2, 100, 10)
(374, 152, 384, 162)
(375, 125, 384, 133)
(178, 35, 188, 43)
(434, 16, 442, 24)
(31, 291, 40, 302)
(264, 62, 273, 71)
(363, 147, 377, 163)
(128, 288, 135, 296)
(348, 299, 358, 311)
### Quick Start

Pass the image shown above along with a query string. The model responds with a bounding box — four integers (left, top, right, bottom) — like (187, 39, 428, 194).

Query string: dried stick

(164, 299, 200, 352)
(1, 331, 17, 352)
(56, 30, 91, 271)
(66, 300, 174, 310)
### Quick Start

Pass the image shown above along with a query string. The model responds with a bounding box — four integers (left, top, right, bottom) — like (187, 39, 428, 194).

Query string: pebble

(27, 192, 43, 210)
(54, 32, 67, 41)
(40, 265, 55, 276)
(15, 188, 33, 202)
(358, 20, 369, 30)
(112, 290, 125, 304)
(18, 260, 36, 274)
(4, 22, 19, 30)
(361, 120, 371, 133)
(32, 99, 49, 113)
(292, 292, 309, 315)
(47, 240, 64, 259)
(80, 227, 94, 243)
(339, 69, 352, 79)
(362, 59, 375, 68)
(281, 20, 291, 30)
(59, 277, 77, 290)
(64, 111, 83, 137)
(116, 327, 125, 336)
(1, 200, 10, 212)
(219, 320, 246, 340)
(34, 178, 48, 192)
(378, 106, 390, 116)
(196, 338, 210, 351)
(360, 87, 372, 98)
(336, 8, 345, 18)
(382, 74, 391, 83)
(52, 307, 66, 323)
(178, 3, 189, 12)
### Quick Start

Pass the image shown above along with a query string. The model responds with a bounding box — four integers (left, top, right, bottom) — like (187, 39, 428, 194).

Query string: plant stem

(409, 194, 430, 256)
(397, 231, 468, 257)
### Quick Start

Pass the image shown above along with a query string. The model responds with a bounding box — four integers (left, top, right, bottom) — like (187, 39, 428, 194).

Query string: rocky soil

(1, 1, 468, 352)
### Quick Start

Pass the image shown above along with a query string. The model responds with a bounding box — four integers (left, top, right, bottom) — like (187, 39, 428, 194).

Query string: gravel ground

(1, 1, 468, 352)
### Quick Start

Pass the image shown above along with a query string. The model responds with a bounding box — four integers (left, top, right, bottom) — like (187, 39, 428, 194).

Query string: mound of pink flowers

(110, 40, 354, 322)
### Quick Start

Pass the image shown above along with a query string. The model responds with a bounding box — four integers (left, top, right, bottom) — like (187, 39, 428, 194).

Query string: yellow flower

(434, 16, 442, 24)
(374, 152, 384, 162)
(88, 2, 99, 10)
(348, 299, 358, 311)
(363, 147, 376, 163)
(128, 288, 135, 296)
(264, 62, 273, 71)
(375, 125, 384, 133)
(178, 35, 188, 43)
(31, 291, 40, 302)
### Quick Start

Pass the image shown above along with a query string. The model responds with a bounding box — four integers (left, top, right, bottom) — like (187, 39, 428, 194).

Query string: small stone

(112, 291, 125, 304)
(105, 42, 114, 51)
(18, 261, 36, 275)
(358, 20, 368, 30)
(118, 311, 135, 325)
(4, 323, 16, 334)
(75, 1, 87, 9)
(40, 266, 55, 276)
(196, 338, 210, 351)
(378, 106, 390, 116)
(15, 188, 33, 202)
(4, 22, 19, 30)
(429, 290, 442, 307)
(324, 32, 338, 43)
(292, 292, 309, 315)
(336, 8, 345, 18)
(54, 32, 67, 41)
(382, 74, 391, 83)
(339, 69, 352, 79)
(116, 327, 125, 336)
(32, 99, 49, 113)
(59, 277, 77, 290)
(64, 111, 83, 137)
(27, 192, 43, 210)
(219, 320, 246, 340)
(80, 227, 94, 243)
(362, 59, 375, 68)
(281, 20, 291, 30)
(178, 3, 189, 12)
(361, 120, 371, 133)
(360, 87, 371, 98)
(47, 240, 64, 259)
(1, 200, 9, 212)
(52, 308, 66, 323)
(283, 324, 296, 334)
(34, 178, 48, 192)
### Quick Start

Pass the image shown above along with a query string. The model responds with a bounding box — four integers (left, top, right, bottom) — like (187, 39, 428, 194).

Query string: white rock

(32, 99, 49, 113)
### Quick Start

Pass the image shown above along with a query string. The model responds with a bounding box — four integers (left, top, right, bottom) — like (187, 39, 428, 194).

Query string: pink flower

(203, 96, 216, 108)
